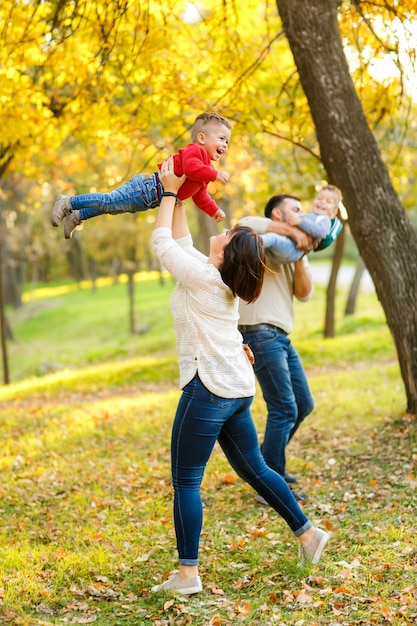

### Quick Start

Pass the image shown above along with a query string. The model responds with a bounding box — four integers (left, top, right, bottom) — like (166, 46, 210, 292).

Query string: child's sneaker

(51, 195, 71, 227)
(64, 210, 83, 239)
(151, 571, 202, 595)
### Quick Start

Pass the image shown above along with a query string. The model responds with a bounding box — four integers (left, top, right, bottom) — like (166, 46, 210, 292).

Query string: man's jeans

(71, 173, 162, 221)
(172, 375, 311, 565)
(240, 328, 314, 477)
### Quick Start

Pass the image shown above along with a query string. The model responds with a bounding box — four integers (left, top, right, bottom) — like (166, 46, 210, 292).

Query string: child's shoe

(64, 210, 83, 239)
(151, 571, 202, 595)
(51, 195, 71, 227)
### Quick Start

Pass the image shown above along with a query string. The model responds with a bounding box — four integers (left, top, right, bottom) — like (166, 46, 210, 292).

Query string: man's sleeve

(239, 216, 271, 234)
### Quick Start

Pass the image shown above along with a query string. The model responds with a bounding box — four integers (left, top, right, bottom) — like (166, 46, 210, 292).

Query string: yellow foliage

(0, 0, 416, 212)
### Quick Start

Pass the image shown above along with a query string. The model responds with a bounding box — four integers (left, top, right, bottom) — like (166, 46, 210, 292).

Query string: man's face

(274, 197, 303, 222)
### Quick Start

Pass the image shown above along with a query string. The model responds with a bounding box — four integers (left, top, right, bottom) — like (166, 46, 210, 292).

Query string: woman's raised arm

(154, 157, 186, 232)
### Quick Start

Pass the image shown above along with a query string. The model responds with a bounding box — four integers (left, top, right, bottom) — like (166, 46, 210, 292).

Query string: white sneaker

(299, 528, 330, 564)
(151, 571, 202, 595)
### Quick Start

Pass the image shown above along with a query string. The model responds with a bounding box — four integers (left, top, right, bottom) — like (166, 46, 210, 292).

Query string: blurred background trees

(1, 0, 416, 400)
(2, 0, 415, 293)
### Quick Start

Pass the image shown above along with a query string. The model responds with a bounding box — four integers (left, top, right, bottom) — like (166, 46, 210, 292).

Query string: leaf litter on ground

(1, 347, 416, 624)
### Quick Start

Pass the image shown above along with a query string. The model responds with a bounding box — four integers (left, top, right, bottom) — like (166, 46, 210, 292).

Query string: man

(239, 194, 315, 502)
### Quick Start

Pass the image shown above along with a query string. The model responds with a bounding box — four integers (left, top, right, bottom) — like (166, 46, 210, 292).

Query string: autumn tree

(3, 0, 417, 404)
(276, 0, 417, 414)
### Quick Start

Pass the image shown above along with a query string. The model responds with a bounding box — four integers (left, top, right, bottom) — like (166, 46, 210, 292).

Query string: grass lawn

(1, 270, 416, 625)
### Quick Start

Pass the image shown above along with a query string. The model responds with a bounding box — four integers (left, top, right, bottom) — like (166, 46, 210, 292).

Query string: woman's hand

(160, 157, 186, 194)
(154, 157, 187, 232)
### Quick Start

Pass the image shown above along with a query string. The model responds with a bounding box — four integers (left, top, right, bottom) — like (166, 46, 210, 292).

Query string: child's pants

(70, 173, 163, 220)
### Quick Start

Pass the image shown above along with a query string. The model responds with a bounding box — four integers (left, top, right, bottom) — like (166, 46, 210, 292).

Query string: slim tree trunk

(0, 223, 10, 384)
(345, 257, 366, 316)
(127, 270, 135, 334)
(324, 223, 346, 338)
(276, 0, 417, 414)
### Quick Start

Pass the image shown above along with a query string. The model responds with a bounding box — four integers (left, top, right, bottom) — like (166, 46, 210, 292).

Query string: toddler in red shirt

(51, 112, 231, 238)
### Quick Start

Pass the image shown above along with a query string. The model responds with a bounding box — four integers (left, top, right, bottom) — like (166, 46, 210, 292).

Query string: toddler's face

(312, 189, 339, 217)
(199, 123, 231, 161)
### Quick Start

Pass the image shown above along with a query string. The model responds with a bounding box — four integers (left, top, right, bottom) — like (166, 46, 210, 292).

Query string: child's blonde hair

(322, 184, 343, 205)
(191, 112, 232, 142)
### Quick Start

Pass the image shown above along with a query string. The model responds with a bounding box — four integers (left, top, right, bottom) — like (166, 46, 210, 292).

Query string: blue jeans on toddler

(171, 374, 311, 566)
(239, 327, 314, 478)
(70, 173, 163, 221)
(262, 231, 304, 264)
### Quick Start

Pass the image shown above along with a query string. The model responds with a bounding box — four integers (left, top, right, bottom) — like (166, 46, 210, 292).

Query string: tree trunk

(127, 270, 135, 334)
(195, 209, 219, 256)
(88, 256, 97, 292)
(324, 222, 346, 338)
(276, 0, 417, 414)
(0, 225, 10, 384)
(345, 257, 366, 316)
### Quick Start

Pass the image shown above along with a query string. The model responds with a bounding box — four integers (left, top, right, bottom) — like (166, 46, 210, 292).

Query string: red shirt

(158, 144, 219, 217)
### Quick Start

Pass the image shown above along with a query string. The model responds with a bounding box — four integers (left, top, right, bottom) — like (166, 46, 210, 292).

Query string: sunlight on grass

(2, 273, 416, 625)
(1, 361, 416, 625)
(22, 270, 169, 302)
(0, 355, 179, 401)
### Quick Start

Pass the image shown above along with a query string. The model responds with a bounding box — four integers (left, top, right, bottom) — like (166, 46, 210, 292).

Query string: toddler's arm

(213, 208, 225, 222)
(297, 214, 331, 240)
(215, 170, 230, 184)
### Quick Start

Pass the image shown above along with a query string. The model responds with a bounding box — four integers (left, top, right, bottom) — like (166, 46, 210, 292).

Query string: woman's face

(209, 229, 232, 257)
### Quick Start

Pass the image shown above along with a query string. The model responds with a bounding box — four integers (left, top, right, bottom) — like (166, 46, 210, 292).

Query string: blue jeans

(171, 375, 311, 565)
(261, 232, 304, 263)
(240, 328, 314, 477)
(70, 173, 162, 221)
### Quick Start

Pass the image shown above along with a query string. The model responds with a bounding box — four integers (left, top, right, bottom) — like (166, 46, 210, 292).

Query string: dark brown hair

(219, 226, 266, 303)
(264, 194, 301, 218)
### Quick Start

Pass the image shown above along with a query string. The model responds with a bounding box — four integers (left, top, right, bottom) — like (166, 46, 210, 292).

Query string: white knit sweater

(152, 227, 255, 398)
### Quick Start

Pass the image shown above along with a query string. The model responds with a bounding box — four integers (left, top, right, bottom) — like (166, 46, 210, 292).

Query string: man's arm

(293, 259, 313, 300)
(240, 215, 313, 251)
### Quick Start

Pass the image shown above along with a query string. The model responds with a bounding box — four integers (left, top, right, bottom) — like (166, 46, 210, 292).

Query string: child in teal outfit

(262, 185, 343, 263)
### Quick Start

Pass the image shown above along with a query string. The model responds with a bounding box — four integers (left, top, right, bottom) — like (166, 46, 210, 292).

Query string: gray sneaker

(151, 571, 202, 595)
(51, 195, 71, 227)
(64, 210, 83, 239)
(298, 528, 330, 565)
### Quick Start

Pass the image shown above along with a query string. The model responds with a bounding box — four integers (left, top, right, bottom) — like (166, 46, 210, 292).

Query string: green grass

(9, 272, 177, 381)
(1, 271, 416, 625)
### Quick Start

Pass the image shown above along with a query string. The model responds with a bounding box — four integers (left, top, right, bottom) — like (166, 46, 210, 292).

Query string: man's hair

(219, 226, 266, 304)
(264, 194, 301, 218)
(191, 112, 232, 142)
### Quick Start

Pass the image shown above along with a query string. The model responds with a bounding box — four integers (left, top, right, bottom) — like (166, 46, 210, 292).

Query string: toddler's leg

(52, 174, 162, 239)
(71, 174, 161, 218)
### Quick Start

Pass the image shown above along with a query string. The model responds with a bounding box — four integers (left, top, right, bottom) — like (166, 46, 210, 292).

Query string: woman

(151, 158, 329, 595)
